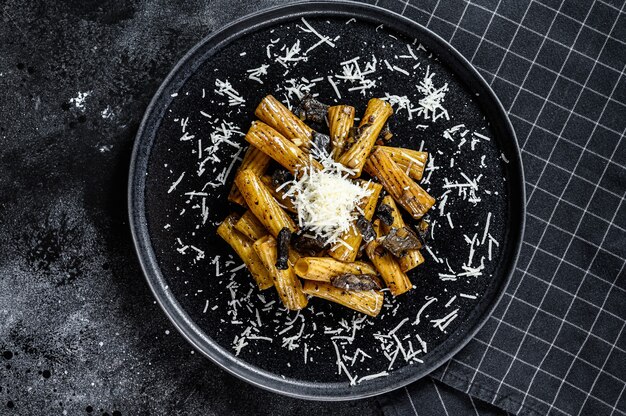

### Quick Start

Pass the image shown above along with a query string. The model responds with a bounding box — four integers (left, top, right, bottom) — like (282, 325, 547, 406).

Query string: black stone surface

(0, 1, 382, 414)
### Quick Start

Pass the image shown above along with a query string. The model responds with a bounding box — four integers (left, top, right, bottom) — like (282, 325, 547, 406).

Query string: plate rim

(128, 0, 525, 401)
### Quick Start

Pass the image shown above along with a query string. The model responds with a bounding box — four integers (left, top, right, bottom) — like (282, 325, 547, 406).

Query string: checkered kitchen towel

(367, 0, 626, 415)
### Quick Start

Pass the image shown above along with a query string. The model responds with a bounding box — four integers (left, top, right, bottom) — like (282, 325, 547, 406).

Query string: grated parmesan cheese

(416, 66, 449, 121)
(246, 64, 269, 84)
(214, 79, 245, 106)
(382, 93, 418, 120)
(282, 149, 372, 246)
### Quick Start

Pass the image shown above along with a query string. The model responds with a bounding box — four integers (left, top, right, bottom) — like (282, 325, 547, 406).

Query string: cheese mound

(281, 151, 372, 247)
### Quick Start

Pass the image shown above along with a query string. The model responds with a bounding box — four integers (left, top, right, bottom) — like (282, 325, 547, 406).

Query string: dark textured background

(2, 0, 625, 415)
(0, 0, 383, 414)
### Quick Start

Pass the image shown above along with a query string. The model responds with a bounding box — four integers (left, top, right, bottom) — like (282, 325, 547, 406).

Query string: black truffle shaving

(376, 204, 394, 226)
(291, 230, 327, 256)
(381, 226, 422, 257)
(357, 242, 367, 259)
(272, 169, 292, 187)
(296, 94, 329, 124)
(331, 273, 382, 291)
(356, 214, 376, 243)
(276, 228, 292, 270)
(311, 131, 332, 156)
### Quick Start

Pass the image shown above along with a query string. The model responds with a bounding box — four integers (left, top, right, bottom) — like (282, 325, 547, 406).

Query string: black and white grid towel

(362, 0, 626, 415)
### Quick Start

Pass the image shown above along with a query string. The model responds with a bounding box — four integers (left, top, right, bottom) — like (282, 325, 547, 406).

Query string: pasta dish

(217, 94, 435, 317)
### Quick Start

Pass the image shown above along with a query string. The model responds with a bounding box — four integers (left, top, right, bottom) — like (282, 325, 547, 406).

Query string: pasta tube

(365, 220, 412, 296)
(379, 195, 424, 272)
(234, 169, 296, 237)
(329, 181, 383, 262)
(328, 105, 355, 159)
(260, 175, 296, 213)
(376, 146, 428, 181)
(364, 147, 435, 219)
(255, 95, 314, 149)
(253, 235, 308, 310)
(217, 214, 273, 290)
(338, 98, 393, 177)
(294, 257, 377, 282)
(245, 121, 322, 174)
(398, 250, 424, 273)
(234, 210, 268, 241)
(228, 145, 272, 206)
(301, 280, 383, 317)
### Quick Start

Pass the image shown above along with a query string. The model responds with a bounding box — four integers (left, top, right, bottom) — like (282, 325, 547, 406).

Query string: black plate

(129, 1, 524, 400)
